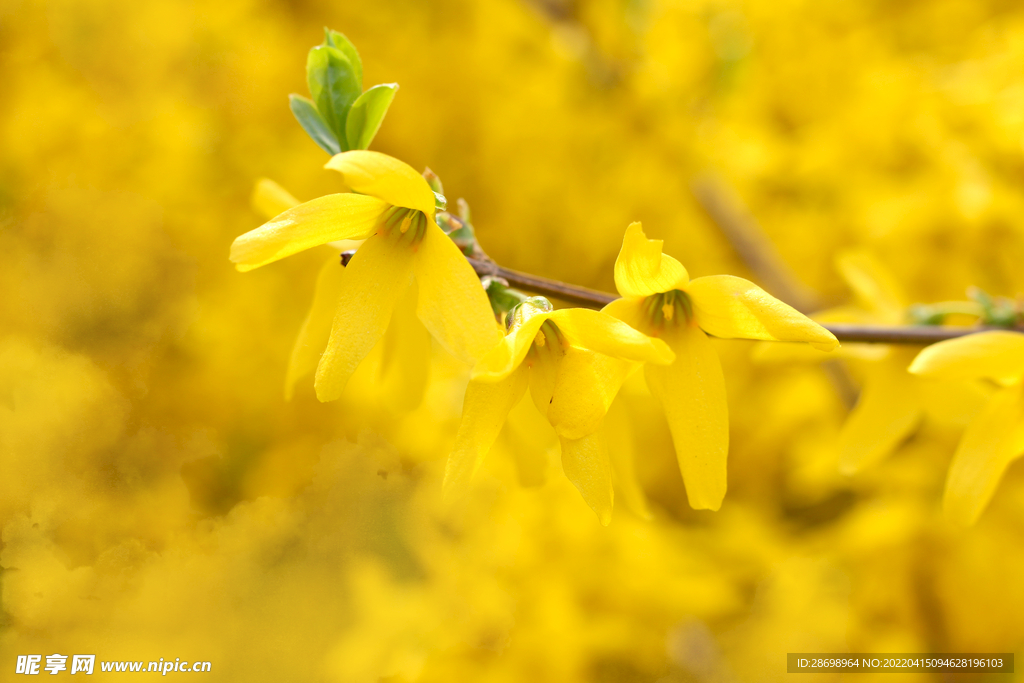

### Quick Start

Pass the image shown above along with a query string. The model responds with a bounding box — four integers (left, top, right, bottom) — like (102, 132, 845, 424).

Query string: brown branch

(467, 258, 616, 309)
(465, 257, 1022, 344)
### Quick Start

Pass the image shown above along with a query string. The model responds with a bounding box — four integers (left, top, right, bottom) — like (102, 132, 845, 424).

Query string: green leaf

(288, 94, 341, 155)
(344, 83, 398, 150)
(306, 45, 361, 145)
(323, 28, 363, 91)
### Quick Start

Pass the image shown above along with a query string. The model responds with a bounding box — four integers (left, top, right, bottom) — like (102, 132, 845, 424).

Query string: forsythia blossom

(444, 298, 675, 525)
(909, 331, 1024, 525)
(230, 151, 501, 401)
(603, 223, 838, 510)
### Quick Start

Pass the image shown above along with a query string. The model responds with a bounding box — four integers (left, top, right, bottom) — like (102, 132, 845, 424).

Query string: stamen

(385, 207, 407, 230)
(644, 289, 692, 329)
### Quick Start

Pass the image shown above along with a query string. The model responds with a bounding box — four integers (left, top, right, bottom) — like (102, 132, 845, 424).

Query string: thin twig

(465, 257, 1021, 344)
(467, 258, 616, 308)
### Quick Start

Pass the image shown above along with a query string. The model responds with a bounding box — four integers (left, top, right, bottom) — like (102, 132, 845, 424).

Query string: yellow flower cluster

(231, 152, 836, 524)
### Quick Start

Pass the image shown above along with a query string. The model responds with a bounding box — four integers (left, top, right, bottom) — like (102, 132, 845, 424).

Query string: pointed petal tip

(625, 221, 645, 237)
(811, 335, 840, 352)
(440, 474, 464, 505)
(687, 496, 723, 512)
(313, 383, 340, 403)
(942, 496, 981, 527)
(651, 338, 676, 365)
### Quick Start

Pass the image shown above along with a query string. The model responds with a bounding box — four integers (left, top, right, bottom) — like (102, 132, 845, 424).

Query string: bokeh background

(3, 0, 1024, 680)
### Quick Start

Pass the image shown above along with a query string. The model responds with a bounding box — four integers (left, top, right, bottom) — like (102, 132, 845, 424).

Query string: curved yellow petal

(613, 222, 689, 298)
(559, 431, 614, 526)
(284, 252, 347, 400)
(473, 311, 551, 381)
(230, 193, 387, 272)
(835, 249, 906, 322)
(252, 178, 300, 221)
(909, 331, 1024, 386)
(528, 341, 563, 418)
(547, 346, 633, 440)
(324, 150, 435, 215)
(550, 308, 674, 364)
(414, 222, 503, 365)
(314, 234, 415, 402)
(644, 323, 728, 510)
(443, 365, 529, 500)
(943, 384, 1024, 525)
(378, 281, 431, 412)
(687, 275, 839, 351)
(839, 352, 923, 474)
(601, 296, 648, 332)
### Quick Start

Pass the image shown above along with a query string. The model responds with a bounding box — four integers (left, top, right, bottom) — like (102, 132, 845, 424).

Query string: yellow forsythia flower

(603, 223, 838, 510)
(909, 331, 1024, 525)
(444, 298, 674, 525)
(230, 152, 501, 401)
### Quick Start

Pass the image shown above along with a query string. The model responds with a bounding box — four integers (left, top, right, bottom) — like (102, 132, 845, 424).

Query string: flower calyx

(506, 296, 554, 333)
(483, 277, 530, 323)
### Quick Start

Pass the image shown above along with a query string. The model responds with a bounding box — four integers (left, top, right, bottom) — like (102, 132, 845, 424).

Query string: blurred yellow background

(2, 0, 1024, 680)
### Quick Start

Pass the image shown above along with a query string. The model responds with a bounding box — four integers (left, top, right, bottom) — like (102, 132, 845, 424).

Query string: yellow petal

(909, 331, 1024, 386)
(604, 399, 652, 520)
(559, 431, 614, 526)
(547, 346, 633, 440)
(943, 384, 1024, 525)
(644, 323, 728, 510)
(528, 340, 563, 418)
(324, 150, 436, 215)
(230, 193, 387, 272)
(835, 249, 906, 323)
(613, 222, 689, 298)
(687, 274, 839, 351)
(839, 352, 923, 474)
(314, 234, 415, 402)
(414, 223, 503, 365)
(378, 281, 432, 412)
(284, 252, 347, 400)
(252, 178, 300, 221)
(443, 365, 529, 500)
(550, 308, 674, 364)
(601, 296, 648, 332)
(473, 311, 550, 381)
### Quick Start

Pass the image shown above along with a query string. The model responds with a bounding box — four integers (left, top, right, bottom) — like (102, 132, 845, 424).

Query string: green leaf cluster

(289, 29, 399, 155)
